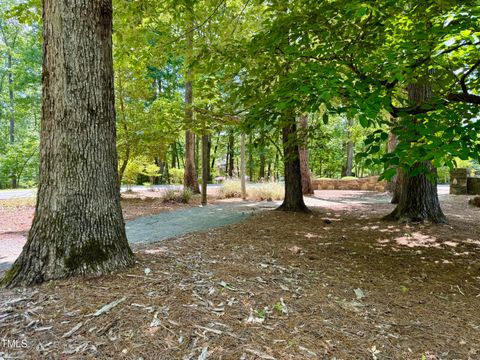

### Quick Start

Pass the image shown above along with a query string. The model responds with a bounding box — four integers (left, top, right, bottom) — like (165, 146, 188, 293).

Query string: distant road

(0, 184, 223, 200)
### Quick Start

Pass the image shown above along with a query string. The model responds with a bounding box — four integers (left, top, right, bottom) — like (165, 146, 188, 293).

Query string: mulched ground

(1, 193, 480, 359)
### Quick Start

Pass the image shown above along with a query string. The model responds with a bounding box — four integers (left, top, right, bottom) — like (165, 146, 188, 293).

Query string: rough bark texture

(384, 162, 446, 223)
(386, 82, 446, 223)
(298, 114, 314, 195)
(342, 118, 354, 177)
(2, 0, 134, 288)
(278, 121, 309, 212)
(183, 14, 200, 194)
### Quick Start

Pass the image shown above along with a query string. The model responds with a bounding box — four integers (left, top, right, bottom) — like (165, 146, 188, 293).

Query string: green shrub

(181, 188, 193, 203)
(162, 188, 193, 204)
(169, 168, 184, 184)
(162, 189, 178, 202)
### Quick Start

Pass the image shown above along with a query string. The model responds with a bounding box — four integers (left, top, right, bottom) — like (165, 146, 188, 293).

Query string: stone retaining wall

(312, 176, 387, 192)
(450, 168, 480, 195)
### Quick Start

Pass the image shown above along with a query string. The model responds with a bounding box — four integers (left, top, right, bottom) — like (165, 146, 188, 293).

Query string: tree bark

(201, 134, 209, 205)
(8, 52, 17, 188)
(259, 134, 266, 181)
(384, 162, 446, 223)
(210, 133, 219, 175)
(240, 133, 247, 200)
(227, 129, 234, 177)
(298, 114, 314, 195)
(387, 131, 401, 203)
(183, 10, 199, 194)
(248, 134, 254, 181)
(277, 120, 308, 212)
(385, 82, 446, 223)
(342, 118, 354, 177)
(2, 0, 134, 288)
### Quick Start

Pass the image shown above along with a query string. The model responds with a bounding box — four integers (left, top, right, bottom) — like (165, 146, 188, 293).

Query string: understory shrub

(169, 168, 184, 184)
(162, 188, 193, 204)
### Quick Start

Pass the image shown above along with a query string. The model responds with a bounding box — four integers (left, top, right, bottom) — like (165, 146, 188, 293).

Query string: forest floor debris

(0, 191, 479, 359)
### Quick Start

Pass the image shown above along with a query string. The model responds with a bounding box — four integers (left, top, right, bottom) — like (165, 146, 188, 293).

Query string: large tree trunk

(384, 162, 446, 223)
(278, 120, 308, 212)
(385, 82, 446, 223)
(2, 0, 134, 288)
(183, 11, 199, 194)
(342, 117, 354, 177)
(298, 113, 314, 195)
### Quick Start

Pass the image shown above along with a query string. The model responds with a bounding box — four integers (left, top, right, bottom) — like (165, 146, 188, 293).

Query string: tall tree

(342, 117, 354, 177)
(278, 118, 308, 212)
(2, 0, 134, 287)
(385, 82, 446, 223)
(183, 4, 199, 193)
(298, 113, 314, 195)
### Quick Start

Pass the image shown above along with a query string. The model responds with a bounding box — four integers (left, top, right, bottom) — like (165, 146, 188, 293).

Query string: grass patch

(0, 197, 36, 209)
(219, 179, 284, 201)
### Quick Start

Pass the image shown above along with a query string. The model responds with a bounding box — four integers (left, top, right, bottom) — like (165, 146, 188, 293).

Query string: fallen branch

(91, 297, 127, 317)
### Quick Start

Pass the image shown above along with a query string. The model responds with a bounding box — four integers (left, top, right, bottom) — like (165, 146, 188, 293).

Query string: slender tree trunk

(210, 133, 219, 174)
(8, 52, 17, 188)
(278, 120, 308, 212)
(342, 117, 354, 177)
(116, 74, 129, 186)
(385, 82, 446, 223)
(387, 131, 401, 203)
(118, 147, 130, 186)
(274, 151, 279, 181)
(201, 134, 209, 205)
(171, 143, 177, 169)
(259, 153, 266, 180)
(259, 134, 266, 181)
(248, 134, 253, 181)
(206, 134, 212, 182)
(228, 129, 234, 177)
(183, 8, 199, 193)
(298, 113, 314, 195)
(2, 0, 134, 288)
(240, 133, 247, 200)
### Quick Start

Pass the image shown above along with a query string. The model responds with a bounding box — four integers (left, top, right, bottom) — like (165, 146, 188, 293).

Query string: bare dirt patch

(1, 192, 479, 359)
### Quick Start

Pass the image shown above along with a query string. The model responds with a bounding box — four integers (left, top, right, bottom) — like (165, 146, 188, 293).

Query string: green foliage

(169, 168, 184, 184)
(162, 188, 193, 204)
(122, 159, 144, 187)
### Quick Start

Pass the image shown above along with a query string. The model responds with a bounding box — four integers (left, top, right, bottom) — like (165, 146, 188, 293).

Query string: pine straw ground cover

(1, 197, 480, 359)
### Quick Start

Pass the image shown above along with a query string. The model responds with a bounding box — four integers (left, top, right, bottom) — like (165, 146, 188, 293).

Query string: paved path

(0, 201, 266, 273)
(0, 186, 451, 273)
